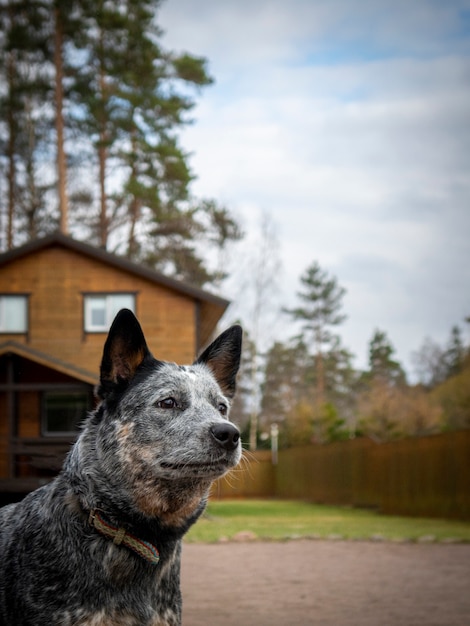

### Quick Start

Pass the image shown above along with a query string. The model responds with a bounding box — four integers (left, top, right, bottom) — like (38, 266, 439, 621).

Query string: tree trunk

(127, 195, 140, 258)
(25, 97, 39, 239)
(98, 138, 107, 248)
(315, 329, 325, 404)
(54, 6, 69, 234)
(127, 130, 140, 257)
(316, 351, 325, 402)
(97, 31, 108, 249)
(6, 49, 16, 250)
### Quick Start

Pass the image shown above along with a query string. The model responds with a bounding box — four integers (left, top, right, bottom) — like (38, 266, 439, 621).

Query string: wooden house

(0, 232, 230, 495)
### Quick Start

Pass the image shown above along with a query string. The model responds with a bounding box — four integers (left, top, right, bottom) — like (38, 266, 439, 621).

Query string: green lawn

(184, 499, 470, 543)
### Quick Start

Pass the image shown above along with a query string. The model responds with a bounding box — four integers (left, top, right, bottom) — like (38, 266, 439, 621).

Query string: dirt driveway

(181, 540, 470, 626)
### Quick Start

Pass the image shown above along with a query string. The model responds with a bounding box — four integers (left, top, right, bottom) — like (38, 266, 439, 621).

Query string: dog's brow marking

(181, 368, 197, 380)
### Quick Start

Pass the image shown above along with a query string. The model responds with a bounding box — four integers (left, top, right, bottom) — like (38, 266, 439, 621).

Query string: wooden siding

(0, 245, 198, 379)
(17, 392, 40, 438)
(0, 394, 7, 477)
(0, 237, 230, 492)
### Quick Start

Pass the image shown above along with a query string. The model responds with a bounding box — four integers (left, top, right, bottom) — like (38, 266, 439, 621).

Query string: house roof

(0, 340, 97, 385)
(0, 232, 230, 349)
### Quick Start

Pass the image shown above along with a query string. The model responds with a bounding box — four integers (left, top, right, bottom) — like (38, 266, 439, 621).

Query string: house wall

(0, 245, 198, 379)
(17, 392, 40, 438)
(0, 395, 7, 477)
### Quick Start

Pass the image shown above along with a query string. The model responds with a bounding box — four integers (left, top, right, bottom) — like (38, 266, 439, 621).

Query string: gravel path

(181, 540, 470, 626)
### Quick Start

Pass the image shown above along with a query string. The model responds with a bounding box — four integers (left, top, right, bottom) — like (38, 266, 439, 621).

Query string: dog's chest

(53, 607, 179, 626)
(50, 553, 182, 625)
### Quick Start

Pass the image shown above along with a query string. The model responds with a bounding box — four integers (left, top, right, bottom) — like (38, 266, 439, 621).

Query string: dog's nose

(210, 423, 240, 451)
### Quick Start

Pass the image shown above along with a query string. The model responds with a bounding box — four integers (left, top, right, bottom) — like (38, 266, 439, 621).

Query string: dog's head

(94, 310, 242, 495)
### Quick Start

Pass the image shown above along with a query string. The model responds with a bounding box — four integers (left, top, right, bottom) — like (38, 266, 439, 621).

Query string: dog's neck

(130, 477, 212, 526)
(64, 471, 209, 549)
(87, 508, 161, 565)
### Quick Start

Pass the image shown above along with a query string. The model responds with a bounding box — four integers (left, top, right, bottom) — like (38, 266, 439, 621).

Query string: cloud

(159, 0, 470, 374)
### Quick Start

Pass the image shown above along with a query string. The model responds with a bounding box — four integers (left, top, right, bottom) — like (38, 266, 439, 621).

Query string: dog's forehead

(154, 361, 220, 392)
(178, 363, 217, 385)
(178, 365, 198, 381)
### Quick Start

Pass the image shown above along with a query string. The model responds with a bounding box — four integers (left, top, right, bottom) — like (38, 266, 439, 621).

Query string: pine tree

(0, 0, 56, 247)
(444, 325, 465, 378)
(367, 329, 406, 386)
(1, 0, 242, 288)
(284, 261, 347, 403)
(261, 339, 309, 428)
(68, 0, 241, 284)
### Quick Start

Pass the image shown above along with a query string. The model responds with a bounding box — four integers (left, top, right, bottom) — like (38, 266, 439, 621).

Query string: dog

(0, 309, 242, 625)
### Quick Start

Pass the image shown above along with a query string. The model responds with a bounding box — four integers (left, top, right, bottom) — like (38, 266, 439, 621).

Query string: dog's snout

(210, 423, 240, 451)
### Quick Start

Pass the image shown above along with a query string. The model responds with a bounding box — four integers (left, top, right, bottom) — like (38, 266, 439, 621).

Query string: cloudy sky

(159, 0, 470, 376)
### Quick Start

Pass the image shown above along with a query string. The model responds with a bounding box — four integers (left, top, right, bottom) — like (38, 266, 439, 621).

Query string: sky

(158, 0, 470, 377)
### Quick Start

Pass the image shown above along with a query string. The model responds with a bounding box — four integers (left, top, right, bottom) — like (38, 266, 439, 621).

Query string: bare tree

(227, 211, 282, 450)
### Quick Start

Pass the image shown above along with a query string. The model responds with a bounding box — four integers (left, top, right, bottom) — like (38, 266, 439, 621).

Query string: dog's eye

(157, 397, 178, 409)
(218, 403, 228, 416)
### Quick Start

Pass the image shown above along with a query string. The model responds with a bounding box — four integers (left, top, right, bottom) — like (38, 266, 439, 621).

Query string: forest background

(1, 0, 469, 449)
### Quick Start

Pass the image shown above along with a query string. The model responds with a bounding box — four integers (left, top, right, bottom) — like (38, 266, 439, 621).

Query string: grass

(184, 499, 470, 544)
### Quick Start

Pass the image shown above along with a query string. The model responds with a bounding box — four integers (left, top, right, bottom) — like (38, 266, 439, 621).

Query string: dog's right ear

(97, 309, 151, 399)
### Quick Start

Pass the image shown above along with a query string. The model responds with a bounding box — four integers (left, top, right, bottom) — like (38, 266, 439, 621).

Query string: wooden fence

(211, 430, 470, 520)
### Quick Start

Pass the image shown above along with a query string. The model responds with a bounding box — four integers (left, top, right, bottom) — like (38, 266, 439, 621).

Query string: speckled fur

(0, 310, 242, 626)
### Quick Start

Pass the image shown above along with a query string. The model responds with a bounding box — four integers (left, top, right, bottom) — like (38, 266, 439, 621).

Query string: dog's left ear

(98, 309, 151, 398)
(195, 325, 242, 398)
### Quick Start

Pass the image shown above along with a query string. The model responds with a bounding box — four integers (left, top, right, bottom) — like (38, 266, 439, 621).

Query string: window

(0, 295, 28, 332)
(43, 391, 90, 435)
(84, 294, 135, 332)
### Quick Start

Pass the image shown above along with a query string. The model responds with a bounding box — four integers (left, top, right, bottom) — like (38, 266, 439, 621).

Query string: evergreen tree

(322, 335, 356, 427)
(69, 0, 241, 285)
(46, 0, 85, 234)
(260, 338, 310, 428)
(444, 325, 465, 378)
(0, 0, 56, 246)
(366, 328, 406, 386)
(284, 261, 347, 402)
(1, 0, 242, 287)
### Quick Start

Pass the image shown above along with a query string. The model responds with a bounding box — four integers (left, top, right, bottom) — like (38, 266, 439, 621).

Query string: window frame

(41, 388, 92, 437)
(83, 292, 136, 333)
(0, 293, 29, 334)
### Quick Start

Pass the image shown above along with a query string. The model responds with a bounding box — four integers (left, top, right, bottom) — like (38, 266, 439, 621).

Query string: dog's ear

(98, 309, 151, 398)
(195, 325, 242, 398)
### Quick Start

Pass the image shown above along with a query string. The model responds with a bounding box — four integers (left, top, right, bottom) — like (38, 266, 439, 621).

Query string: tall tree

(261, 338, 310, 429)
(1, 0, 241, 287)
(1, 5, 18, 249)
(444, 325, 465, 378)
(52, 0, 77, 234)
(366, 329, 406, 386)
(0, 0, 56, 247)
(68, 0, 241, 285)
(284, 261, 346, 403)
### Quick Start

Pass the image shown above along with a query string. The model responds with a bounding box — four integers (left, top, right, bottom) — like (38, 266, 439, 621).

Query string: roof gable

(0, 232, 228, 308)
(0, 233, 230, 348)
